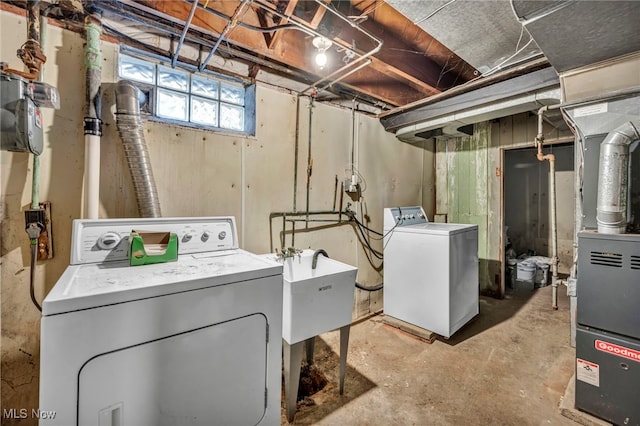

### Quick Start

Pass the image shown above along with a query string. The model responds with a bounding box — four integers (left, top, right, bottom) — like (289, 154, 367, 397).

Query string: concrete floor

(281, 285, 578, 425)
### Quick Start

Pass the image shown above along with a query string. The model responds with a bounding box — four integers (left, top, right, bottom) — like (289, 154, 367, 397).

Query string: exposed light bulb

(312, 36, 332, 70)
(315, 51, 328, 68)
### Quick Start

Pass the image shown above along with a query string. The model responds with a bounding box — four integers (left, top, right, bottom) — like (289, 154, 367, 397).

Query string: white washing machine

(383, 207, 479, 338)
(39, 217, 283, 426)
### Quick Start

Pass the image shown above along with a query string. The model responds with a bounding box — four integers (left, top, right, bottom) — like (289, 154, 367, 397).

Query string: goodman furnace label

(595, 340, 640, 363)
(576, 359, 599, 387)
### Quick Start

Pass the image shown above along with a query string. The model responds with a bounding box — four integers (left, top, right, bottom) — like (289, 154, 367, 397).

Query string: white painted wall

(1, 7, 425, 414)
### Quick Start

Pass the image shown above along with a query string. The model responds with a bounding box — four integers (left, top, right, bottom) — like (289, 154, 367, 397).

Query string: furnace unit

(575, 231, 640, 425)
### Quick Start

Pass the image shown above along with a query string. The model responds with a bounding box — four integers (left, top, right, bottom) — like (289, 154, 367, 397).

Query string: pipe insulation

(115, 81, 162, 218)
(596, 121, 640, 234)
(83, 9, 103, 219)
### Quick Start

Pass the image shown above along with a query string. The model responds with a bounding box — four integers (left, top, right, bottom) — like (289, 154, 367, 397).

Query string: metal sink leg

(339, 325, 350, 394)
(283, 340, 304, 423)
(283, 326, 351, 422)
(305, 337, 315, 365)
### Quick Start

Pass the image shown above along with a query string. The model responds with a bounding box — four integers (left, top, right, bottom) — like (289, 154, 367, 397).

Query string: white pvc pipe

(536, 106, 559, 309)
(83, 11, 102, 219)
(548, 156, 559, 310)
(83, 134, 100, 219)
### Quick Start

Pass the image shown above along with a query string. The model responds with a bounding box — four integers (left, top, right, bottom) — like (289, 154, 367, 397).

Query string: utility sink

(262, 249, 357, 344)
(260, 249, 357, 423)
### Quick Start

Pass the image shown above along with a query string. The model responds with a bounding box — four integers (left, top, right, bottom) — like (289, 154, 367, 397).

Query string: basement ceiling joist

(118, 0, 477, 107)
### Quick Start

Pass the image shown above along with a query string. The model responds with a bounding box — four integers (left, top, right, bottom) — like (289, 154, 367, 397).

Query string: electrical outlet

(38, 201, 53, 260)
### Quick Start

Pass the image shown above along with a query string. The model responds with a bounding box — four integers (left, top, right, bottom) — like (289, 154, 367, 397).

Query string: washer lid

(386, 222, 478, 236)
(42, 249, 282, 316)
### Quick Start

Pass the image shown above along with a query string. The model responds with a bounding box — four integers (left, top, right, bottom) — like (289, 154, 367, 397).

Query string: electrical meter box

(1, 72, 44, 155)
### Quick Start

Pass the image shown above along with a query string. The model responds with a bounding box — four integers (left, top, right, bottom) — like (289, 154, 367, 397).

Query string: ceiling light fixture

(312, 36, 332, 69)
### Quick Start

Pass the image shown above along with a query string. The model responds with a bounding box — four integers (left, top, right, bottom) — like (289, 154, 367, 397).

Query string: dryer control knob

(97, 232, 121, 250)
(201, 232, 210, 241)
(183, 233, 193, 243)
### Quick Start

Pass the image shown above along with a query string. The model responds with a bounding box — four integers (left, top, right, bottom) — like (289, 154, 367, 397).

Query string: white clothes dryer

(39, 217, 282, 426)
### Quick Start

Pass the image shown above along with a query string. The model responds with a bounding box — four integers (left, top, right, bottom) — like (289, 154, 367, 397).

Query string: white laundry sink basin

(262, 250, 357, 344)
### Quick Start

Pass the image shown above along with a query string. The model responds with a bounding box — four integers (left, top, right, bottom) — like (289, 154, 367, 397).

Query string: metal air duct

(511, 0, 640, 73)
(382, 66, 560, 142)
(596, 121, 640, 234)
(115, 80, 162, 218)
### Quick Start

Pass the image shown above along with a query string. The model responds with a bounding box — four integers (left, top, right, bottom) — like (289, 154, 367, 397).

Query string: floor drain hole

(297, 362, 328, 401)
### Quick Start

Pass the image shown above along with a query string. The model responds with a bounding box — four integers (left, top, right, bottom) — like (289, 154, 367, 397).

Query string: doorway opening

(503, 143, 574, 289)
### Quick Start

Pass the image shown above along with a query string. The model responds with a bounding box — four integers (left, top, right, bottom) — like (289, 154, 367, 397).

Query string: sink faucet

(312, 249, 329, 269)
(275, 247, 302, 260)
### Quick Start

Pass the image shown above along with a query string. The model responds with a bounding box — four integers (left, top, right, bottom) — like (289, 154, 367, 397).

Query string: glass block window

(118, 53, 253, 134)
(119, 55, 155, 84)
(157, 89, 188, 121)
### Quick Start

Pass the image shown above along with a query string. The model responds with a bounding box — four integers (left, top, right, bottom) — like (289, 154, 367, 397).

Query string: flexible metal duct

(115, 80, 162, 218)
(596, 121, 640, 234)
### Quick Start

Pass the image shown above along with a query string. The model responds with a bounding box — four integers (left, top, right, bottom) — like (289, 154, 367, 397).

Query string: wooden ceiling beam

(333, 66, 435, 106)
(308, 1, 328, 28)
(255, 8, 274, 47)
(129, 0, 464, 106)
(265, 0, 298, 49)
(346, 0, 477, 88)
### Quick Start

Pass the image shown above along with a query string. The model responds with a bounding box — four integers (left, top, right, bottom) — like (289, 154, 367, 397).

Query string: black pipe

(312, 249, 328, 269)
(30, 242, 42, 311)
(356, 281, 383, 292)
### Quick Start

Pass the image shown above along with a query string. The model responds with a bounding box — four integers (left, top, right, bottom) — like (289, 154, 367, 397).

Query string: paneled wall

(434, 115, 574, 295)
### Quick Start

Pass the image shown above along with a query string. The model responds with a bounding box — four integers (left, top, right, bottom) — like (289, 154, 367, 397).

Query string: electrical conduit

(305, 94, 315, 227)
(83, 6, 102, 219)
(115, 81, 162, 218)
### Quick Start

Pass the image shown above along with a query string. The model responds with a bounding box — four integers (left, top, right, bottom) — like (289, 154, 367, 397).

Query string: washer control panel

(71, 217, 237, 265)
(383, 206, 428, 229)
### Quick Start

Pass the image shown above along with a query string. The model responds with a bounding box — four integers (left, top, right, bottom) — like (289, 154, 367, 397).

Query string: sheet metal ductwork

(511, 1, 640, 73)
(115, 80, 162, 218)
(597, 121, 640, 234)
(381, 66, 560, 142)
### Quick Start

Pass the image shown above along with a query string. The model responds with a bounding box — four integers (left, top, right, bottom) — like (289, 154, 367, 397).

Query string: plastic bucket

(517, 261, 536, 282)
(535, 263, 550, 287)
